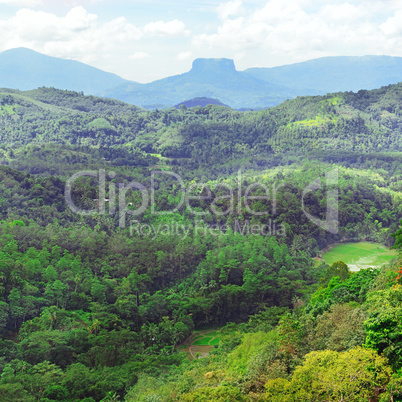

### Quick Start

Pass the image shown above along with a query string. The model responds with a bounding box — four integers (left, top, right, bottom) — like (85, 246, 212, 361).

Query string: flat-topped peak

(191, 58, 236, 73)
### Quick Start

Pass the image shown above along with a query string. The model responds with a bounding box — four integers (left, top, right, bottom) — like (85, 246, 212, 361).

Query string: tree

(322, 261, 351, 286)
(172, 321, 189, 349)
(0, 301, 9, 334)
(43, 265, 58, 282)
(392, 220, 402, 251)
(8, 289, 24, 329)
(364, 286, 402, 370)
(62, 363, 93, 400)
(52, 280, 66, 308)
(91, 277, 106, 303)
(265, 347, 392, 401)
(0, 383, 34, 402)
(181, 385, 246, 401)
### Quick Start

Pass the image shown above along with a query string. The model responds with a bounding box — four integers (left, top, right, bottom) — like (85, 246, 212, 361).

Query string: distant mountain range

(105, 58, 293, 110)
(245, 55, 402, 95)
(0, 47, 127, 95)
(1, 48, 402, 110)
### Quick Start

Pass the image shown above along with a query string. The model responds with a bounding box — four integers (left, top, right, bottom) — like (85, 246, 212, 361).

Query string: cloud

(0, 7, 189, 66)
(193, 0, 402, 63)
(319, 2, 366, 24)
(130, 51, 149, 60)
(1, 0, 401, 83)
(143, 19, 190, 37)
(60, 0, 103, 4)
(218, 0, 243, 20)
(380, 10, 402, 37)
(0, 6, 144, 65)
(0, 0, 42, 6)
(176, 51, 192, 60)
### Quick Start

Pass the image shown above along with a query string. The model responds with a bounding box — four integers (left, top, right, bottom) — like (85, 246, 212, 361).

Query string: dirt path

(189, 345, 213, 359)
(180, 328, 221, 361)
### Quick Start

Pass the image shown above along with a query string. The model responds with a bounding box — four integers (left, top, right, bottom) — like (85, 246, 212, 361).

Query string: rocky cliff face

(190, 58, 237, 74)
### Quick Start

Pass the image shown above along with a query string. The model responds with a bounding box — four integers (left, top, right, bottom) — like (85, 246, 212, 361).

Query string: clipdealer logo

(302, 168, 339, 234)
(65, 168, 339, 234)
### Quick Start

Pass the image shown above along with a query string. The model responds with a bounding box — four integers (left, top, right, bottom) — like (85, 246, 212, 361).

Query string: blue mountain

(1, 48, 402, 110)
(0, 47, 129, 94)
(103, 58, 292, 110)
(245, 55, 402, 95)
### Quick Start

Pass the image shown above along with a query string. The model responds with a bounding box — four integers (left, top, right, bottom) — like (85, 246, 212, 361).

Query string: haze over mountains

(105, 58, 293, 110)
(0, 47, 127, 95)
(245, 55, 402, 95)
(1, 48, 402, 110)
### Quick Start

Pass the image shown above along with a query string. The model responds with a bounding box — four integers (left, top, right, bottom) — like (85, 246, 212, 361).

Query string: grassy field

(192, 330, 221, 346)
(181, 328, 222, 360)
(322, 242, 397, 271)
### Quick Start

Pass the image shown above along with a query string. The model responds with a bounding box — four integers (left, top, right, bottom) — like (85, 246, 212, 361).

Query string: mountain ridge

(102, 57, 292, 110)
(0, 47, 132, 95)
(1, 48, 402, 110)
(245, 55, 402, 95)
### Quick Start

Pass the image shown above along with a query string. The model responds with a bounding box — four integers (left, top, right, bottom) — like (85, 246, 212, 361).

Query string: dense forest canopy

(0, 84, 401, 401)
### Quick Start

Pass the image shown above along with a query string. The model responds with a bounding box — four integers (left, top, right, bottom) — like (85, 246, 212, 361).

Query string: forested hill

(0, 83, 401, 249)
(0, 83, 402, 172)
(0, 83, 401, 400)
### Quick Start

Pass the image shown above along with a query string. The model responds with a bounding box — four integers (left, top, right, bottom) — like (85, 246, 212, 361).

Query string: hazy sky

(0, 0, 401, 83)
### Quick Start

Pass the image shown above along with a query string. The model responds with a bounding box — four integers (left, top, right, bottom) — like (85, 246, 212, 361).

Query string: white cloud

(252, 0, 306, 25)
(234, 52, 245, 60)
(0, 7, 189, 69)
(319, 3, 365, 24)
(218, 0, 243, 20)
(143, 19, 190, 37)
(130, 51, 149, 60)
(176, 51, 192, 60)
(0, 6, 142, 62)
(1, 0, 402, 83)
(193, 0, 402, 64)
(0, 0, 42, 6)
(380, 10, 402, 37)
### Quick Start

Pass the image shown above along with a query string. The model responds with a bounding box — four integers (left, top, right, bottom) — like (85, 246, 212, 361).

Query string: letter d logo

(302, 168, 338, 234)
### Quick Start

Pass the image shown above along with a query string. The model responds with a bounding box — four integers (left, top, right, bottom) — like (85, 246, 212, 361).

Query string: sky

(0, 0, 401, 83)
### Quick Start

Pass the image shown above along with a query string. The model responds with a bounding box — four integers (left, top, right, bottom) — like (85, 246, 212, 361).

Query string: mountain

(174, 97, 230, 108)
(0, 47, 131, 94)
(0, 49, 290, 110)
(245, 55, 402, 95)
(1, 49, 402, 111)
(2, 82, 402, 169)
(104, 58, 293, 110)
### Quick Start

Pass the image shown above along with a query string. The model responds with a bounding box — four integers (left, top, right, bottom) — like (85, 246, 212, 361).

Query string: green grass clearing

(322, 242, 397, 271)
(190, 329, 222, 346)
(193, 336, 213, 345)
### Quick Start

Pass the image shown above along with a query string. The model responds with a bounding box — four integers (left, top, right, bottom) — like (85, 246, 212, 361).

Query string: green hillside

(0, 83, 401, 400)
(1, 83, 402, 165)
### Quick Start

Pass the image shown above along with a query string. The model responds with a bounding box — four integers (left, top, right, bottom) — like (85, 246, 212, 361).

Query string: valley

(0, 82, 400, 400)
